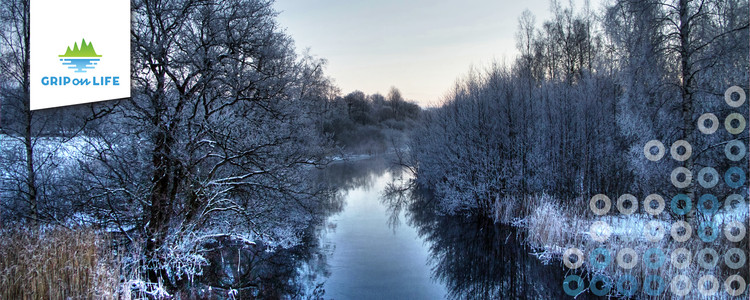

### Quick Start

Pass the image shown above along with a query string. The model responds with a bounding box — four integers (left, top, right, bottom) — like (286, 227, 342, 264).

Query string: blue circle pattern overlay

(643, 248, 665, 269)
(643, 275, 665, 296)
(616, 275, 639, 297)
(725, 167, 746, 188)
(670, 194, 692, 215)
(575, 87, 748, 297)
(697, 194, 719, 215)
(590, 275, 612, 296)
(563, 275, 584, 296)
(698, 222, 719, 243)
(589, 247, 611, 269)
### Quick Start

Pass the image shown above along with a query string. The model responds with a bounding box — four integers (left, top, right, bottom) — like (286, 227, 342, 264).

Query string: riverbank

(494, 194, 748, 298)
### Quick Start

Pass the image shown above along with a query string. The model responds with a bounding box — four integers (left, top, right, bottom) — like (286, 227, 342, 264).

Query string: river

(319, 158, 447, 299)
(311, 156, 582, 299)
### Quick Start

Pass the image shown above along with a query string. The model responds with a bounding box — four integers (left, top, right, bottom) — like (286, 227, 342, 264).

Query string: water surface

(319, 158, 447, 299)
(316, 157, 588, 299)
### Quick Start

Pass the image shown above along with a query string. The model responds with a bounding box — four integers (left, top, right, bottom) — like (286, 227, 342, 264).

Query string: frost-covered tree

(606, 0, 749, 203)
(0, 0, 36, 222)
(408, 0, 746, 219)
(0, 0, 106, 224)
(65, 0, 337, 287)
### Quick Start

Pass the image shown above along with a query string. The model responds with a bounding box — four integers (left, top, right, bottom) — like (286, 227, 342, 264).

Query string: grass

(0, 226, 120, 300)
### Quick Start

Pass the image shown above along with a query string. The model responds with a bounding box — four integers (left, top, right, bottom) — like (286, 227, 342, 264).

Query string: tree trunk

(21, 0, 36, 224)
(145, 121, 180, 285)
(678, 0, 695, 220)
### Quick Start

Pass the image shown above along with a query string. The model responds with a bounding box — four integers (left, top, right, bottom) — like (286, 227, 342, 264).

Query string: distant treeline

(321, 88, 420, 154)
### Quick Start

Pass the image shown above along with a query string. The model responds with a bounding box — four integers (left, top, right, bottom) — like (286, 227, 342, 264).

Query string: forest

(0, 0, 418, 297)
(0, 0, 748, 298)
(405, 0, 749, 298)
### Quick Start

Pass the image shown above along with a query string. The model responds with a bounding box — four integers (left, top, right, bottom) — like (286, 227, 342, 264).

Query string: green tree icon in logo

(58, 38, 102, 73)
(59, 38, 102, 57)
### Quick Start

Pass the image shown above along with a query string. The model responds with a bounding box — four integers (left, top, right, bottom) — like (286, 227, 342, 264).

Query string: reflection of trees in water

(383, 183, 573, 299)
(254, 225, 331, 299)
(228, 157, 398, 298)
(195, 227, 331, 299)
(316, 156, 400, 193)
(187, 163, 368, 299)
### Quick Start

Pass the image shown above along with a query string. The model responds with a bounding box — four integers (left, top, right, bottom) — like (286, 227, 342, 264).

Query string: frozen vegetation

(0, 0, 748, 298)
(0, 0, 417, 298)
(404, 0, 749, 298)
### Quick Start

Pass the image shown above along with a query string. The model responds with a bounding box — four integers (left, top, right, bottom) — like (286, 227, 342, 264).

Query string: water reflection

(383, 178, 595, 299)
(317, 157, 448, 299)
(316, 156, 401, 193)
(187, 175, 341, 298)
(242, 157, 592, 299)
(216, 156, 422, 299)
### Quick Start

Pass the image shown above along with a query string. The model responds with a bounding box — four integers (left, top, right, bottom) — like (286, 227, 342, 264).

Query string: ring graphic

(724, 221, 746, 242)
(616, 275, 639, 297)
(670, 274, 691, 297)
(724, 140, 746, 161)
(698, 222, 719, 243)
(670, 221, 692, 242)
(670, 247, 691, 269)
(724, 166, 745, 188)
(616, 248, 638, 269)
(616, 194, 638, 215)
(725, 275, 747, 296)
(697, 167, 719, 188)
(643, 248, 664, 269)
(698, 275, 719, 296)
(589, 247, 611, 269)
(644, 194, 665, 215)
(670, 194, 692, 215)
(563, 248, 584, 269)
(643, 275, 665, 296)
(563, 275, 584, 296)
(590, 275, 611, 296)
(725, 113, 746, 135)
(644, 220, 665, 242)
(644, 140, 665, 161)
(725, 85, 746, 107)
(670, 140, 692, 161)
(698, 113, 719, 134)
(725, 194, 746, 212)
(697, 194, 719, 216)
(589, 194, 611, 215)
(724, 248, 746, 269)
(696, 248, 719, 269)
(670, 167, 692, 189)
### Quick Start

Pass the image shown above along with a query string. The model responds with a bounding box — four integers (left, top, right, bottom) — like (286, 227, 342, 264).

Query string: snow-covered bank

(494, 194, 748, 299)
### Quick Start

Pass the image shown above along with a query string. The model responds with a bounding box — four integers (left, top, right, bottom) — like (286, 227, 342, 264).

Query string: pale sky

(274, 0, 603, 107)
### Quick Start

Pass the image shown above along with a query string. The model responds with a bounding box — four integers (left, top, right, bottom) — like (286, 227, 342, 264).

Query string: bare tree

(606, 0, 749, 211)
(69, 0, 336, 286)
(0, 0, 36, 223)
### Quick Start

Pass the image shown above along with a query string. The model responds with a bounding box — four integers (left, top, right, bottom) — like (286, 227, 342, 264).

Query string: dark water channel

(311, 157, 582, 299)
(192, 157, 594, 299)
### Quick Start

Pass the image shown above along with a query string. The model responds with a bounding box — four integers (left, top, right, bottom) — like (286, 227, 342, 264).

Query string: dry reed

(0, 226, 120, 300)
